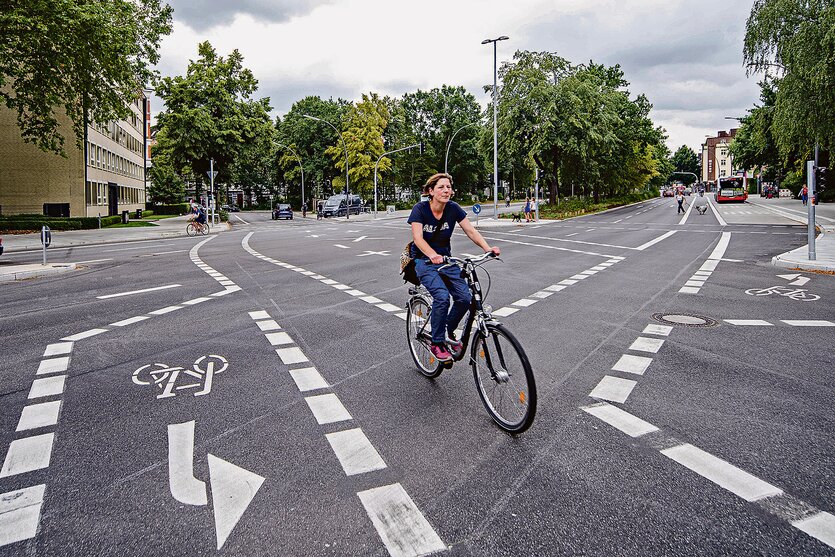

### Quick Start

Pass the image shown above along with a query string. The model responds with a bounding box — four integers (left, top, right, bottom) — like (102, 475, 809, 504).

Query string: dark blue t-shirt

(407, 201, 467, 259)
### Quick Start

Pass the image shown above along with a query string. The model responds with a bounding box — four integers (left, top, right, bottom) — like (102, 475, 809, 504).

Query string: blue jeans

(415, 258, 472, 344)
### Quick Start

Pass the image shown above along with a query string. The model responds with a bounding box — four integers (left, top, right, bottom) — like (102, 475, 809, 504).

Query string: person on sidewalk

(802, 185, 808, 205)
(676, 191, 687, 214)
(524, 197, 532, 222)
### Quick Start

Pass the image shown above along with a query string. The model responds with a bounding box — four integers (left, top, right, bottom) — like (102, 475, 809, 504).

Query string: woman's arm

(458, 218, 500, 255)
(412, 222, 444, 264)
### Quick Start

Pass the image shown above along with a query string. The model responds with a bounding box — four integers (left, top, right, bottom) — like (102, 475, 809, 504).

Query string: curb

(0, 263, 77, 283)
(771, 225, 835, 272)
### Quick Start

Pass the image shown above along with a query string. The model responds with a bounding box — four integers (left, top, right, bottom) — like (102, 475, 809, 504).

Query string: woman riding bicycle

(408, 173, 500, 363)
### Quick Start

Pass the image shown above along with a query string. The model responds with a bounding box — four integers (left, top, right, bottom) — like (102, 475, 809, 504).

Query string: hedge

(0, 215, 122, 231)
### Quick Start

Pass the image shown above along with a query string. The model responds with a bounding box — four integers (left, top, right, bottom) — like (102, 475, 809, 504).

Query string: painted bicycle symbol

(744, 286, 820, 302)
(133, 355, 228, 399)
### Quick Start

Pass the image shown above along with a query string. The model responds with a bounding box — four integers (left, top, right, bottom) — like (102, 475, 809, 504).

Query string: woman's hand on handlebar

(488, 246, 500, 256)
(429, 254, 445, 265)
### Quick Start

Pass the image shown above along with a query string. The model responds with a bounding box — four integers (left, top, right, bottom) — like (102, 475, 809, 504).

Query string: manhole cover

(651, 312, 719, 328)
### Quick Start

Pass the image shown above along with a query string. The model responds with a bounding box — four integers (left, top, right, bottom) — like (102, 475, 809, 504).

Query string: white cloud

(151, 0, 760, 153)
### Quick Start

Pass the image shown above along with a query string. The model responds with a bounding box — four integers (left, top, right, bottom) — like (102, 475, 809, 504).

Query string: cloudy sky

(152, 0, 762, 154)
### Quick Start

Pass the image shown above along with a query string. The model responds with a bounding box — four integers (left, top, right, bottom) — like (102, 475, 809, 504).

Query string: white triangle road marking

(208, 454, 265, 550)
(777, 273, 800, 280)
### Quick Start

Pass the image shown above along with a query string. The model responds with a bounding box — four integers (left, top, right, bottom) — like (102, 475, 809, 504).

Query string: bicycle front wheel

(471, 323, 536, 433)
(186, 223, 197, 236)
(406, 297, 443, 378)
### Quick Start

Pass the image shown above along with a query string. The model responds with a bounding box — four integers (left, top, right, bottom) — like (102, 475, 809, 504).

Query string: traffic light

(535, 168, 543, 182)
(419, 140, 425, 155)
(488, 173, 494, 184)
(816, 166, 827, 192)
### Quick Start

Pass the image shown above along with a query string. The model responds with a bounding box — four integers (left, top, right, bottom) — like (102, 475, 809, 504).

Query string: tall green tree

(744, 0, 835, 154)
(670, 145, 701, 184)
(0, 0, 172, 155)
(154, 41, 272, 195)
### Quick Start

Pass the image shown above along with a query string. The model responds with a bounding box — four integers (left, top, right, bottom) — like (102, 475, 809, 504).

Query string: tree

(147, 152, 186, 205)
(670, 145, 701, 185)
(744, 0, 835, 154)
(154, 42, 273, 198)
(0, 0, 172, 155)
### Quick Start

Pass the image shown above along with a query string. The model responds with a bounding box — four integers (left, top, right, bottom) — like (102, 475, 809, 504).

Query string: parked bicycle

(405, 252, 536, 433)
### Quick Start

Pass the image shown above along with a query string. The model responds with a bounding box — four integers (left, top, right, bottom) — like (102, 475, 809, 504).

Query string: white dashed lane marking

(0, 485, 46, 546)
(0, 434, 55, 478)
(589, 376, 637, 403)
(581, 402, 658, 437)
(325, 429, 387, 476)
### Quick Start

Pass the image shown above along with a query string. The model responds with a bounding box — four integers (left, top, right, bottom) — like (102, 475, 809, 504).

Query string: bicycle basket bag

(400, 243, 420, 285)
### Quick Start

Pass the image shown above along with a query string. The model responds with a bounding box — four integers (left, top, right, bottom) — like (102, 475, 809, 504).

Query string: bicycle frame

(408, 255, 498, 363)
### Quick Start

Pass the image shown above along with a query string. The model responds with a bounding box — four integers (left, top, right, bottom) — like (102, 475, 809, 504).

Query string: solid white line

(635, 230, 677, 251)
(781, 320, 835, 327)
(0, 433, 55, 478)
(256, 320, 282, 332)
(110, 315, 150, 327)
(481, 234, 615, 258)
(628, 337, 665, 354)
(232, 214, 249, 224)
(61, 328, 107, 341)
(677, 200, 695, 224)
(16, 401, 62, 432)
(0, 484, 46, 547)
(589, 376, 637, 403)
(28, 376, 67, 399)
(276, 347, 309, 365)
(304, 393, 353, 424)
(182, 297, 212, 306)
(102, 243, 173, 252)
(706, 196, 727, 226)
(792, 512, 835, 549)
(37, 357, 70, 375)
(325, 428, 387, 476)
(148, 306, 182, 316)
(642, 324, 673, 336)
(661, 443, 782, 502)
(96, 284, 181, 299)
(581, 402, 659, 437)
(725, 319, 773, 326)
(43, 342, 73, 357)
(357, 483, 446, 557)
(288, 367, 329, 392)
(612, 354, 653, 375)
(334, 244, 349, 249)
(708, 232, 732, 260)
(265, 332, 294, 346)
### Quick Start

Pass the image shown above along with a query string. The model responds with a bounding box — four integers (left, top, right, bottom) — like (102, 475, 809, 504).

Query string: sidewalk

(772, 224, 835, 272)
(0, 215, 231, 283)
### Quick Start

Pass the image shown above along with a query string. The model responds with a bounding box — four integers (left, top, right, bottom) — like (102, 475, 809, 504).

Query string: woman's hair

(423, 173, 453, 194)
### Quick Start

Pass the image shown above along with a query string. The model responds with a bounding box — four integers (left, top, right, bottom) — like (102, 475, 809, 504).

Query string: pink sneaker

(446, 332, 463, 354)
(430, 344, 453, 362)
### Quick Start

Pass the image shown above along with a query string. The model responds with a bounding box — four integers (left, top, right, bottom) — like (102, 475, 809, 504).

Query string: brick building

(0, 93, 150, 217)
(701, 129, 737, 184)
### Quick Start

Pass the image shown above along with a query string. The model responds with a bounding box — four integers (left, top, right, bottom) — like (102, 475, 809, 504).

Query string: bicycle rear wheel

(186, 223, 197, 236)
(200, 222, 209, 235)
(470, 323, 536, 433)
(406, 297, 443, 378)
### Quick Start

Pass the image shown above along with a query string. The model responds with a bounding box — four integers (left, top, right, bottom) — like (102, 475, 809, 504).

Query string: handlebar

(439, 251, 498, 270)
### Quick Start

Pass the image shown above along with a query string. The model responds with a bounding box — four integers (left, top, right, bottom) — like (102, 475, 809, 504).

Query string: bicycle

(186, 219, 209, 236)
(405, 252, 536, 433)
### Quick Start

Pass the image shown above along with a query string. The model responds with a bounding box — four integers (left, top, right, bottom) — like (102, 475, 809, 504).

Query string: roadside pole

(807, 160, 816, 260)
(41, 225, 51, 265)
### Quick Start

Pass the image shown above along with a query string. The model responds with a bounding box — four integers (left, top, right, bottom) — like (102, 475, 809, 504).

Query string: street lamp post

(302, 114, 350, 219)
(276, 143, 304, 216)
(444, 122, 479, 175)
(374, 142, 422, 219)
(482, 35, 509, 219)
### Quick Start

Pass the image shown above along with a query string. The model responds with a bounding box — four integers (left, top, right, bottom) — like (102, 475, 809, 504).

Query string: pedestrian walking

(524, 197, 532, 222)
(801, 185, 808, 205)
(675, 191, 687, 214)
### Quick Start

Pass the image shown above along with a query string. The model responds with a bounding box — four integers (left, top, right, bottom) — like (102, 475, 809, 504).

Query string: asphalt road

(0, 198, 833, 556)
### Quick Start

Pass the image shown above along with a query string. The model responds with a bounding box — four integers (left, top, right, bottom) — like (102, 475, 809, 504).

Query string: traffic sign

(206, 170, 218, 181)
(472, 203, 482, 215)
(40, 225, 51, 247)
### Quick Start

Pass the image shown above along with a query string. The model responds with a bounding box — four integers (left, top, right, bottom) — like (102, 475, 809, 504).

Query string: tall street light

(276, 143, 305, 216)
(444, 121, 479, 175)
(302, 114, 350, 219)
(482, 35, 509, 219)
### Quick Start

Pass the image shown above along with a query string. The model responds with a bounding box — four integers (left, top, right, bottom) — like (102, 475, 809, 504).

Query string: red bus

(715, 175, 748, 203)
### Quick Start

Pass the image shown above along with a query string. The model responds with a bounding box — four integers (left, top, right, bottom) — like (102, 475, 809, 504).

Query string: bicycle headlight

(482, 304, 493, 315)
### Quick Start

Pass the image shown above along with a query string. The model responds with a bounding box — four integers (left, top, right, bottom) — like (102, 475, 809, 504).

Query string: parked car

(272, 204, 293, 220)
(662, 188, 674, 197)
(322, 194, 362, 217)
